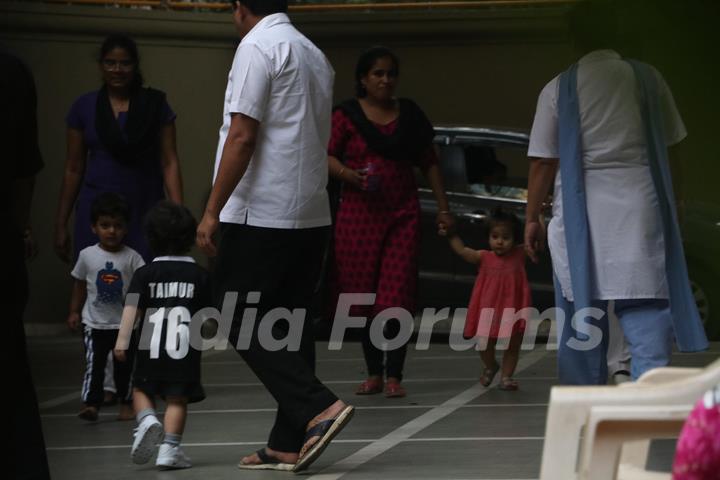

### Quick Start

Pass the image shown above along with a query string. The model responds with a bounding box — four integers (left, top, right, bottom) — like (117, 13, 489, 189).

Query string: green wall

(2, 1, 716, 332)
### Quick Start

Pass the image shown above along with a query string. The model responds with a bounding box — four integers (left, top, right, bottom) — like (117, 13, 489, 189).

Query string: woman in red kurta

(327, 47, 453, 398)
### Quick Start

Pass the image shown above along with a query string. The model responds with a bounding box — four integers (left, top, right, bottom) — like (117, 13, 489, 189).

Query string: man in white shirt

(524, 1, 705, 384)
(197, 0, 353, 472)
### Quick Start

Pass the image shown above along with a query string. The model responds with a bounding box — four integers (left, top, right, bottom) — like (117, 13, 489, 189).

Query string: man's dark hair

(488, 206, 522, 245)
(354, 46, 400, 98)
(90, 192, 130, 224)
(568, 0, 619, 53)
(228, 0, 288, 15)
(144, 200, 197, 256)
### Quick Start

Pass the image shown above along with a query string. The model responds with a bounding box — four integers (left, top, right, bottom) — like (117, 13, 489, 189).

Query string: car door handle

(461, 212, 487, 223)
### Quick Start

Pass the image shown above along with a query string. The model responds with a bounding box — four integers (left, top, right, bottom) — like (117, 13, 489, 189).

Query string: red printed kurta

(328, 108, 436, 314)
(464, 246, 531, 339)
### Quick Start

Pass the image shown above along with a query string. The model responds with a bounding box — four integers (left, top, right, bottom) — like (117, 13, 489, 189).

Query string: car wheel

(687, 262, 719, 341)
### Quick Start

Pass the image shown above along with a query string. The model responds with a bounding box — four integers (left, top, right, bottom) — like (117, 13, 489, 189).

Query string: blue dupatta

(558, 60, 707, 352)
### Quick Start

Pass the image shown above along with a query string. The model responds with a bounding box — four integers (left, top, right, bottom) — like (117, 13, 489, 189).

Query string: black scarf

(335, 97, 435, 164)
(95, 86, 167, 165)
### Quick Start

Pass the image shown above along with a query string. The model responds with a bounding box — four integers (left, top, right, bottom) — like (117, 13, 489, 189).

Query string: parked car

(680, 200, 720, 340)
(416, 126, 719, 341)
(416, 127, 554, 332)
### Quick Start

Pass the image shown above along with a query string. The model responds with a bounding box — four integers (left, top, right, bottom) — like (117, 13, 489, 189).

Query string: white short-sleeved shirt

(71, 244, 145, 329)
(214, 13, 334, 229)
(528, 50, 687, 301)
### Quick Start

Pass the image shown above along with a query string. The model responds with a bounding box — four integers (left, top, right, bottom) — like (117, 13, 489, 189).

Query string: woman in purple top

(54, 35, 182, 263)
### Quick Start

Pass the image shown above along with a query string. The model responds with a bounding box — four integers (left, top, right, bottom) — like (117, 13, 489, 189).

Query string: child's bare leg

(158, 396, 191, 467)
(132, 388, 161, 429)
(479, 337, 499, 370)
(500, 333, 523, 378)
(163, 396, 188, 436)
(130, 388, 163, 465)
(117, 384, 136, 421)
(133, 388, 155, 417)
(498, 333, 523, 390)
(479, 337, 499, 386)
(118, 403, 135, 421)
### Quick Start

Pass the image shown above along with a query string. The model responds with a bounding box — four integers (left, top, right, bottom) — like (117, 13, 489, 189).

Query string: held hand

(67, 312, 81, 332)
(54, 224, 71, 263)
(23, 230, 39, 261)
(524, 220, 545, 264)
(342, 168, 366, 190)
(196, 212, 219, 257)
(436, 211, 455, 236)
(113, 348, 126, 362)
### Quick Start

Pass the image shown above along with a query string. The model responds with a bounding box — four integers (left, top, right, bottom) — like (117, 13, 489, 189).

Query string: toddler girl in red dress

(443, 208, 530, 390)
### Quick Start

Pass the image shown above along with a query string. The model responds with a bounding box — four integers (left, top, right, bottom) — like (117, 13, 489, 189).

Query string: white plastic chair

(539, 358, 720, 480)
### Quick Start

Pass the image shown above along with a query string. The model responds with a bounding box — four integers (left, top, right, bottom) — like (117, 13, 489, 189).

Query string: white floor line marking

(46, 436, 547, 451)
(41, 403, 549, 418)
(203, 354, 494, 365)
(39, 392, 80, 410)
(307, 349, 548, 480)
(204, 358, 361, 365)
(38, 376, 554, 392)
(37, 349, 227, 410)
(404, 436, 545, 442)
(40, 378, 466, 391)
(202, 376, 553, 387)
(201, 377, 487, 387)
(408, 355, 546, 361)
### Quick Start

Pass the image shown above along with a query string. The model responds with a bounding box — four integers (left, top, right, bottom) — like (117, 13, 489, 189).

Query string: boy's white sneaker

(130, 416, 163, 464)
(156, 443, 192, 469)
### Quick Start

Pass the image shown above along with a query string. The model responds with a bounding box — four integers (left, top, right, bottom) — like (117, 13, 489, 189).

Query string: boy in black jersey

(114, 201, 211, 469)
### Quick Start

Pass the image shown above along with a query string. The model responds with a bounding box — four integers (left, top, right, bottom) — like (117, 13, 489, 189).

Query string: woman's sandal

(479, 366, 500, 387)
(355, 377, 383, 395)
(384, 380, 406, 398)
(498, 376, 519, 391)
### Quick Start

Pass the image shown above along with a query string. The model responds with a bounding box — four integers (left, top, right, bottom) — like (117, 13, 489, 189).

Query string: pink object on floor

(672, 386, 720, 480)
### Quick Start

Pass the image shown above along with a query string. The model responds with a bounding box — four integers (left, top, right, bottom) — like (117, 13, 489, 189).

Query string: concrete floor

(30, 336, 719, 479)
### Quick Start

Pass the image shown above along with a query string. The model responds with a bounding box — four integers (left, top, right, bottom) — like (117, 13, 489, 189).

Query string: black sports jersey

(128, 259, 211, 383)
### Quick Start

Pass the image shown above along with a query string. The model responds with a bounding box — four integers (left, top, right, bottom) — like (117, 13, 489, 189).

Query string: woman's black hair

(98, 34, 144, 91)
(354, 46, 400, 98)
(144, 200, 197, 256)
(488, 207, 522, 245)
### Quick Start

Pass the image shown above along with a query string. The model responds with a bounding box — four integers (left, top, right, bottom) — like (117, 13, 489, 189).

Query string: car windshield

(464, 144, 528, 200)
(420, 139, 529, 200)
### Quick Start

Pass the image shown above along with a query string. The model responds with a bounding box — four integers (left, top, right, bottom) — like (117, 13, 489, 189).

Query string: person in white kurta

(524, 5, 688, 384)
(529, 49, 686, 303)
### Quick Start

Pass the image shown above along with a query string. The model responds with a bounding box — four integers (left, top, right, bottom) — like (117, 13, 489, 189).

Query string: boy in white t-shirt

(67, 192, 144, 421)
